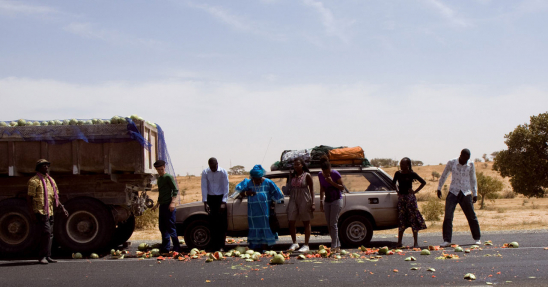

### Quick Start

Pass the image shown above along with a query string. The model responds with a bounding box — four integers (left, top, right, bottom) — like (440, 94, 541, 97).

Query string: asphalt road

(1, 230, 547, 286)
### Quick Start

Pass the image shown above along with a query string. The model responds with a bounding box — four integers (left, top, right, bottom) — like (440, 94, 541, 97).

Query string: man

(151, 160, 180, 254)
(27, 159, 68, 264)
(437, 149, 481, 247)
(201, 157, 229, 251)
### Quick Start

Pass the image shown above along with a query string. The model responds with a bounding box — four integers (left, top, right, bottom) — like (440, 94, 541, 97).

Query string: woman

(392, 157, 427, 248)
(318, 157, 345, 253)
(236, 165, 284, 250)
(288, 158, 315, 252)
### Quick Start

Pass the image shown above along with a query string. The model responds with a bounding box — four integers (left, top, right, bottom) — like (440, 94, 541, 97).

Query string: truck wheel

(339, 215, 373, 247)
(0, 199, 38, 255)
(184, 219, 211, 250)
(55, 198, 115, 252)
(110, 215, 135, 247)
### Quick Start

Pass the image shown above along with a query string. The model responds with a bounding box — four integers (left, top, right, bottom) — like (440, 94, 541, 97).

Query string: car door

(339, 171, 398, 227)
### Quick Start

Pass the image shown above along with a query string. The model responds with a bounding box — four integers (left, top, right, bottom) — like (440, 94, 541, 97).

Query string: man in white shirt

(201, 157, 230, 251)
(437, 149, 481, 247)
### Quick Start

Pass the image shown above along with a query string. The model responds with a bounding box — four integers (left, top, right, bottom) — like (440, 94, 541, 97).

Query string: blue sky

(1, 0, 547, 175)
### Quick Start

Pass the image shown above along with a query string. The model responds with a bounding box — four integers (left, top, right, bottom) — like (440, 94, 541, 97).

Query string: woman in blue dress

(236, 165, 284, 250)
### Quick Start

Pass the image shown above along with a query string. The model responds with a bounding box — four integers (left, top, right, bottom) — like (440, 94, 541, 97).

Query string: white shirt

(201, 167, 230, 202)
(437, 158, 478, 197)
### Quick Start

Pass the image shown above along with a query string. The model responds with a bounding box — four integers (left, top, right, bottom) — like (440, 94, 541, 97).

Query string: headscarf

(249, 164, 266, 178)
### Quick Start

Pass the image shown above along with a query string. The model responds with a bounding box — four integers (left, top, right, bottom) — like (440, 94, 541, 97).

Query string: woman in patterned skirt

(237, 165, 284, 250)
(392, 157, 427, 248)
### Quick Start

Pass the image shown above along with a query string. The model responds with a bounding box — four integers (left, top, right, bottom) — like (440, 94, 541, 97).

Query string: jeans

(207, 195, 227, 250)
(159, 204, 180, 252)
(443, 191, 481, 242)
(324, 199, 342, 249)
(36, 214, 53, 258)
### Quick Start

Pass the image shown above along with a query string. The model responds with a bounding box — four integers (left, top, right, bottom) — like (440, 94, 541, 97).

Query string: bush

(421, 197, 444, 221)
(415, 191, 434, 202)
(501, 190, 516, 199)
(135, 208, 159, 230)
(228, 182, 237, 197)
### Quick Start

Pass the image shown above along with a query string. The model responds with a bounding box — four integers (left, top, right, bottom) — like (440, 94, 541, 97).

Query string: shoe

(474, 240, 481, 245)
(38, 258, 48, 264)
(440, 242, 451, 247)
(288, 243, 299, 251)
(297, 245, 310, 253)
(46, 257, 57, 263)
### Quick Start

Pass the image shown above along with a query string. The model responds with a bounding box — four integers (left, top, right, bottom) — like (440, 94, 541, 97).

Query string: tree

(370, 158, 398, 168)
(482, 153, 490, 162)
(476, 172, 504, 209)
(491, 151, 500, 158)
(228, 165, 246, 175)
(431, 171, 440, 181)
(493, 112, 548, 198)
(414, 160, 424, 166)
(474, 158, 482, 163)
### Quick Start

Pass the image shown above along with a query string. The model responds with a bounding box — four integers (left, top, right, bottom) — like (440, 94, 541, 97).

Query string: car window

(340, 173, 391, 192)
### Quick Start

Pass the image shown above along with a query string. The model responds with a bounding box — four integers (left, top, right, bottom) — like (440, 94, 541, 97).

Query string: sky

(1, 0, 547, 176)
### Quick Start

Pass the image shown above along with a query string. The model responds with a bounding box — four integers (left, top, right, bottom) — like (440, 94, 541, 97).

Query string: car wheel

(184, 219, 212, 250)
(339, 215, 373, 247)
(0, 199, 39, 255)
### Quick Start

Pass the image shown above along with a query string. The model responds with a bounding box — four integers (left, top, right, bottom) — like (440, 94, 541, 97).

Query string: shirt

(201, 167, 230, 202)
(437, 158, 478, 197)
(157, 173, 178, 205)
(318, 170, 342, 203)
(28, 174, 58, 215)
(392, 171, 426, 195)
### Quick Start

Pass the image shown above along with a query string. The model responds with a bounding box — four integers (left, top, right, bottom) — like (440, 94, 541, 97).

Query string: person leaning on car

(26, 159, 68, 265)
(201, 157, 230, 251)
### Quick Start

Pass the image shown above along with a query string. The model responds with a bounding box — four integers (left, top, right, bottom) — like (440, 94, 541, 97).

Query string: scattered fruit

(421, 249, 431, 255)
(72, 253, 83, 259)
(464, 273, 476, 280)
(90, 253, 99, 259)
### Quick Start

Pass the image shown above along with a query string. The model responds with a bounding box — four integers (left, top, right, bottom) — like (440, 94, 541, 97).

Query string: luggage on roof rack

(272, 145, 371, 171)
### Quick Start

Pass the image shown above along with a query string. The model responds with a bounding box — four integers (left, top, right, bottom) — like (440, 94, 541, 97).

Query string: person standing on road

(318, 157, 345, 253)
(437, 149, 481, 247)
(151, 160, 181, 254)
(392, 157, 427, 248)
(287, 158, 315, 253)
(201, 157, 230, 251)
(26, 159, 68, 265)
(236, 165, 284, 251)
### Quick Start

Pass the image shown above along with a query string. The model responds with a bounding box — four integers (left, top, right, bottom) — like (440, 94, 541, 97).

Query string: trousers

(324, 199, 342, 249)
(443, 191, 481, 242)
(36, 214, 53, 258)
(207, 194, 227, 250)
(159, 204, 180, 252)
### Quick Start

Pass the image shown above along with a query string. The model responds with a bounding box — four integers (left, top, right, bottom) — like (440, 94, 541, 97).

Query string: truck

(0, 119, 162, 255)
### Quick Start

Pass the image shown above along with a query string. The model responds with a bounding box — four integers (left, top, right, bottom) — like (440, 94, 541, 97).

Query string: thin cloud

(185, 1, 286, 41)
(63, 22, 166, 50)
(423, 0, 471, 28)
(302, 0, 354, 44)
(0, 0, 58, 16)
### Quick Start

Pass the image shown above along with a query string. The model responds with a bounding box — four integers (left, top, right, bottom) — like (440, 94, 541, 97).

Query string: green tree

(493, 112, 548, 198)
(228, 165, 246, 175)
(476, 172, 504, 209)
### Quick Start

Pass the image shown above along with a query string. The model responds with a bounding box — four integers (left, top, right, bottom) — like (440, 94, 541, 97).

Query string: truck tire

(54, 198, 115, 252)
(184, 219, 212, 250)
(339, 215, 373, 247)
(0, 199, 38, 255)
(110, 215, 135, 247)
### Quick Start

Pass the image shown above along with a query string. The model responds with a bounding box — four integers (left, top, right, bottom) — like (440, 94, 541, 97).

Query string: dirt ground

(131, 163, 548, 240)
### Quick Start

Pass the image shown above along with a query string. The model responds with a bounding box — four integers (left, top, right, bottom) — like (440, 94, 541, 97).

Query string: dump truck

(0, 118, 164, 254)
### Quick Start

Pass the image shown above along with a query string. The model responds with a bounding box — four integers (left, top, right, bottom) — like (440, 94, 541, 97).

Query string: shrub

(497, 207, 506, 213)
(431, 171, 440, 181)
(135, 208, 159, 230)
(416, 191, 434, 202)
(228, 182, 237, 197)
(501, 190, 516, 199)
(422, 197, 444, 221)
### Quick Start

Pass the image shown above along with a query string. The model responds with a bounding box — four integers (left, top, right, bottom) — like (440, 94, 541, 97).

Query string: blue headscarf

(249, 164, 266, 178)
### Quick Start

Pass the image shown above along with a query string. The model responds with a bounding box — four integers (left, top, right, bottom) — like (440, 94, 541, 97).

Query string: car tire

(339, 215, 373, 247)
(184, 219, 212, 250)
(54, 197, 115, 252)
(0, 198, 39, 255)
(110, 215, 135, 247)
